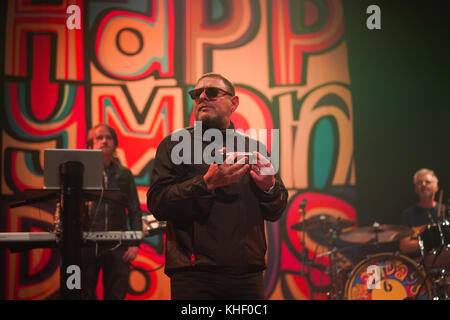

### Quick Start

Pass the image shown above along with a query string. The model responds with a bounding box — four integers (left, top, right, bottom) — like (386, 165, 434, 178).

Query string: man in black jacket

(83, 123, 142, 299)
(147, 73, 288, 299)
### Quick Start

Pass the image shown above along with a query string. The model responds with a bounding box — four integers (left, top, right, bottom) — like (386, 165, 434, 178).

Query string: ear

(230, 95, 239, 113)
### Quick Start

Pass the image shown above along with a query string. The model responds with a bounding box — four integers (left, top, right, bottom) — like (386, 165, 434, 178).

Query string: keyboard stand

(7, 161, 123, 300)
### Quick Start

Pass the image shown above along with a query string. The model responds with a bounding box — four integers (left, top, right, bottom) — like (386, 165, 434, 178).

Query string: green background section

(343, 0, 450, 225)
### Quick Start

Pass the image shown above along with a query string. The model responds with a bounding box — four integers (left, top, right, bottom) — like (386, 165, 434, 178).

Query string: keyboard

(0, 232, 58, 242)
(0, 232, 59, 251)
(0, 231, 143, 250)
(83, 231, 143, 242)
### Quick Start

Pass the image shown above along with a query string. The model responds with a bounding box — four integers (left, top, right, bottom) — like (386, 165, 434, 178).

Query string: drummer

(399, 168, 448, 266)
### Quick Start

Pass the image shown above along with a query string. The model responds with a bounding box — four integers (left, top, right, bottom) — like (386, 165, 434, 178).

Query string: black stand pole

(327, 228, 339, 300)
(59, 161, 84, 300)
(297, 200, 313, 298)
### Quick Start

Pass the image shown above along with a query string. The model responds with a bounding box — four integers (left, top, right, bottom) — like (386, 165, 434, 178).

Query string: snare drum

(344, 253, 432, 300)
(419, 220, 450, 256)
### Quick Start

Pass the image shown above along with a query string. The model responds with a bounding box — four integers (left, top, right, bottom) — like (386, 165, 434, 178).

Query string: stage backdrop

(0, 0, 358, 300)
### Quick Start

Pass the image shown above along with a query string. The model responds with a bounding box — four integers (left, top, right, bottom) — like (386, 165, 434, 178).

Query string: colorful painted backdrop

(0, 0, 357, 300)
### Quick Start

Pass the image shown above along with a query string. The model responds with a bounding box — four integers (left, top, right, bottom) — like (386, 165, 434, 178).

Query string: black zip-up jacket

(85, 158, 142, 233)
(147, 123, 288, 276)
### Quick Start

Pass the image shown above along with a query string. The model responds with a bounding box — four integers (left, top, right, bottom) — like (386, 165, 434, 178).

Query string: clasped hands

(203, 147, 275, 192)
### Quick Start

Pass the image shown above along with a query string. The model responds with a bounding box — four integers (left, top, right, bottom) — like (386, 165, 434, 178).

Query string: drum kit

(291, 213, 450, 300)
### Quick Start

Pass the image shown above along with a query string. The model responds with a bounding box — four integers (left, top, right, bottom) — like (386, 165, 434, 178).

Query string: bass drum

(344, 253, 432, 300)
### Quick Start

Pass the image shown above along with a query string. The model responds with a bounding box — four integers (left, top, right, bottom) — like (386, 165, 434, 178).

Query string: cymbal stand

(372, 222, 381, 250)
(298, 203, 309, 277)
(326, 227, 342, 300)
(297, 200, 314, 298)
(429, 266, 450, 300)
(434, 200, 449, 299)
(415, 243, 446, 300)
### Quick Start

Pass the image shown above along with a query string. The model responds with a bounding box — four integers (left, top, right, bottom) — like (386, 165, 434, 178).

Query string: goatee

(197, 116, 226, 130)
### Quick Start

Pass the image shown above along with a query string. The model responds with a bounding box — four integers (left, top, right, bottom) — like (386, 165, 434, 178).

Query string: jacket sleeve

(147, 138, 215, 223)
(123, 168, 143, 231)
(248, 139, 288, 222)
(253, 173, 288, 222)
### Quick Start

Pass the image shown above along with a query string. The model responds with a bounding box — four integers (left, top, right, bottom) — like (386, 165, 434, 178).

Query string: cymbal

(291, 215, 355, 233)
(338, 223, 412, 244)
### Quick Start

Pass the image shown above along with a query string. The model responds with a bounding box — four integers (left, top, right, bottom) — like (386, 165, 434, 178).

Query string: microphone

(298, 198, 307, 216)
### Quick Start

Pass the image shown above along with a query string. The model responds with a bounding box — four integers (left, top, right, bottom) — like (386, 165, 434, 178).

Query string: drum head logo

(346, 254, 431, 300)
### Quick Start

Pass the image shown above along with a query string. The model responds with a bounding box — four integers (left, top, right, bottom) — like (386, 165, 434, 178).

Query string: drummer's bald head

(413, 168, 438, 185)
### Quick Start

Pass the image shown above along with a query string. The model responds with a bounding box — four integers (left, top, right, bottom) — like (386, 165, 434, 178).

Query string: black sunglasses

(188, 87, 233, 100)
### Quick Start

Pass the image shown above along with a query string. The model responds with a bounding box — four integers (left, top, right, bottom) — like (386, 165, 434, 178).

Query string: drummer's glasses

(188, 87, 233, 101)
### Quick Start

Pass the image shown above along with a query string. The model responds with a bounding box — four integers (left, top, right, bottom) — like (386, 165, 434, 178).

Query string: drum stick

(445, 198, 449, 221)
(437, 189, 443, 219)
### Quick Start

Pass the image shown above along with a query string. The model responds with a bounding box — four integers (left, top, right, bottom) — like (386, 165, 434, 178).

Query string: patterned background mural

(1, 0, 449, 300)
